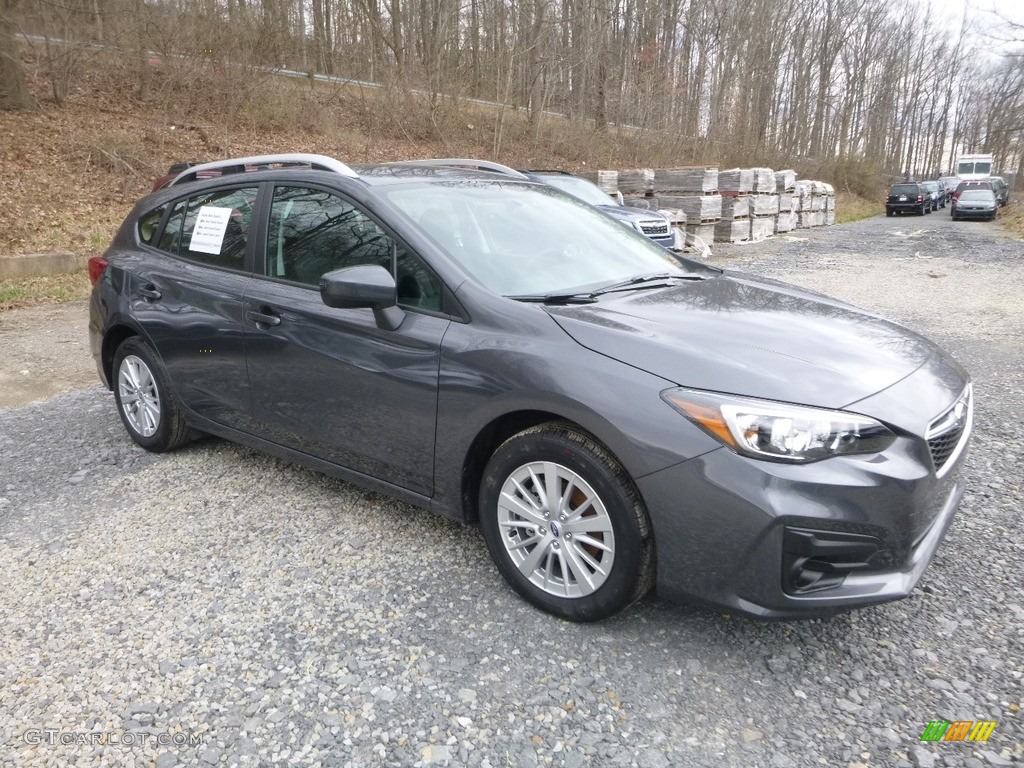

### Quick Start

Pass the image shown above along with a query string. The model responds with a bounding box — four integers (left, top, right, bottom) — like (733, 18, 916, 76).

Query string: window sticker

(189, 206, 233, 255)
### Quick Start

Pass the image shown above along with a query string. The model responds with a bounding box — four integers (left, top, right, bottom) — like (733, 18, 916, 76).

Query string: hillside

(1, 55, 898, 260)
(12, 55, 1022, 266)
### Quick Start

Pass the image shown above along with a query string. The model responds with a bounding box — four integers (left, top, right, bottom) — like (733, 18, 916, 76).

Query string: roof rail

(385, 158, 528, 179)
(168, 153, 359, 187)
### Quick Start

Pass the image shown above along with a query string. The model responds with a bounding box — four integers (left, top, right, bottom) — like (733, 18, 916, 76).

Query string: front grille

(928, 425, 966, 471)
(926, 386, 972, 473)
(640, 221, 670, 236)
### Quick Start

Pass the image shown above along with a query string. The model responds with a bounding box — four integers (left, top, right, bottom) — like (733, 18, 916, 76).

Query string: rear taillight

(88, 255, 109, 285)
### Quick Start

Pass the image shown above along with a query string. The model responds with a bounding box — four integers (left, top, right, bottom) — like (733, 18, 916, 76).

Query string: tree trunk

(0, 0, 34, 110)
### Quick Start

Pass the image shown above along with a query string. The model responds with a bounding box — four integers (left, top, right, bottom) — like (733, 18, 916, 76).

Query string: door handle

(247, 308, 282, 327)
(138, 284, 162, 301)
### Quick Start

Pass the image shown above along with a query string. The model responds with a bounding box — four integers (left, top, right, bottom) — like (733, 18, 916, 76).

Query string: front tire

(112, 337, 191, 452)
(479, 423, 654, 622)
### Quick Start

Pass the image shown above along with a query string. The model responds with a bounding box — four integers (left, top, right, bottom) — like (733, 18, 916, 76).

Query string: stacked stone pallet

(822, 183, 837, 225)
(776, 192, 797, 233)
(715, 195, 751, 243)
(750, 188, 779, 242)
(774, 170, 798, 233)
(617, 168, 660, 215)
(774, 169, 797, 194)
(617, 169, 655, 196)
(580, 166, 836, 244)
(580, 170, 619, 195)
(752, 167, 775, 193)
(719, 168, 754, 196)
(748, 167, 779, 243)
(652, 167, 720, 247)
(654, 167, 719, 194)
(795, 181, 826, 228)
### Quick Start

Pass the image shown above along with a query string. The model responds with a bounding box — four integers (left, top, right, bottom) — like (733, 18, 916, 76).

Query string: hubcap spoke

(561, 543, 597, 593)
(561, 514, 612, 535)
(498, 490, 549, 527)
(518, 537, 552, 578)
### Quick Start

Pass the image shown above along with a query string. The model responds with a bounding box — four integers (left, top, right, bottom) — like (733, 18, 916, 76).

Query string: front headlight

(661, 388, 896, 463)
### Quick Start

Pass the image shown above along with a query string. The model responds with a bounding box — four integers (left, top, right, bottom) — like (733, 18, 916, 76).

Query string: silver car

(951, 189, 997, 221)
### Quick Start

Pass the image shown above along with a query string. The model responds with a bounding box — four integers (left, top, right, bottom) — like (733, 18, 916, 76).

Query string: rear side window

(155, 186, 259, 271)
(138, 205, 166, 245)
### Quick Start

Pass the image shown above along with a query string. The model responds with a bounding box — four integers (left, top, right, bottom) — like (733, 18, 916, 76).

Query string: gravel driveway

(1, 213, 1022, 768)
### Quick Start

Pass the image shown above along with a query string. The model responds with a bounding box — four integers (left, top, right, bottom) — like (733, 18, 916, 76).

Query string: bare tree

(0, 0, 34, 109)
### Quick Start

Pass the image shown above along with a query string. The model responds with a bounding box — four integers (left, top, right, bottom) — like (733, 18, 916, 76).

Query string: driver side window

(266, 186, 442, 312)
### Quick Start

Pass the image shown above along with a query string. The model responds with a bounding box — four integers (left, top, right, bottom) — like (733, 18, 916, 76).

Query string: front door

(243, 185, 450, 496)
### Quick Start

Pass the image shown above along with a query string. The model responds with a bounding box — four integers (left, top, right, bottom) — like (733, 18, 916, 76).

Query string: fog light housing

(782, 527, 881, 595)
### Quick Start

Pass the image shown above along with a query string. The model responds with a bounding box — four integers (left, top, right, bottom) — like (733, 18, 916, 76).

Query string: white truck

(955, 154, 994, 180)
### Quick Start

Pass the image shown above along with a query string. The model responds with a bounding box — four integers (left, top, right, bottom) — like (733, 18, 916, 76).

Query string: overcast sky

(930, 0, 1024, 47)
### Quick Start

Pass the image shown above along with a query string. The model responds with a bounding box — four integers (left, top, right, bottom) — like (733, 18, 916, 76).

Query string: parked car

(950, 179, 994, 212)
(885, 183, 929, 216)
(951, 188, 998, 221)
(152, 162, 198, 192)
(517, 169, 677, 249)
(90, 153, 973, 622)
(938, 176, 959, 202)
(988, 176, 1009, 207)
(921, 181, 943, 211)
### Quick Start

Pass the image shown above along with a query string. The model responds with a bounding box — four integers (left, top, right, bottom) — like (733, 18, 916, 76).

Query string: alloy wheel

(496, 461, 616, 598)
(117, 354, 161, 437)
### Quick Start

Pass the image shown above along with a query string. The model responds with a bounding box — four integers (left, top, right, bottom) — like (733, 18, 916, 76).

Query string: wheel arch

(459, 409, 628, 525)
(101, 324, 140, 389)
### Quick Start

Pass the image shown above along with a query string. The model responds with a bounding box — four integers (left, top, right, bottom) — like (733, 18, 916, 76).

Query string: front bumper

(954, 207, 995, 219)
(637, 393, 972, 619)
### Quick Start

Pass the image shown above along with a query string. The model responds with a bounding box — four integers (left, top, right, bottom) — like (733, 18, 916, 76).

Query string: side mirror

(319, 264, 405, 331)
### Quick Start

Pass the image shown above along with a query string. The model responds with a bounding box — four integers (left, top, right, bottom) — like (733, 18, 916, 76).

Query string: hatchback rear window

(890, 185, 919, 194)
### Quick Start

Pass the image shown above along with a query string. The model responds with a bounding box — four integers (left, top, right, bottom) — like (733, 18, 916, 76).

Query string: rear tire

(112, 337, 191, 452)
(479, 422, 654, 622)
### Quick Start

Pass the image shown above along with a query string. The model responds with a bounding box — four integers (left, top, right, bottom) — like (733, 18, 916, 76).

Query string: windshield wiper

(507, 293, 597, 305)
(508, 272, 709, 305)
(590, 272, 709, 297)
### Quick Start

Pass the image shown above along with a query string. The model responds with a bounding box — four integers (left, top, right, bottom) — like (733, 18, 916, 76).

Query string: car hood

(545, 272, 942, 409)
(600, 205, 668, 223)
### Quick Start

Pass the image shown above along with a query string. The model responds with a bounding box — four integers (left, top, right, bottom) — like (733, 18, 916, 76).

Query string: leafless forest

(2, 0, 1023, 183)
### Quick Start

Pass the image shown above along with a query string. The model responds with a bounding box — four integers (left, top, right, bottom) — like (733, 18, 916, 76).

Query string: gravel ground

(1, 212, 1022, 768)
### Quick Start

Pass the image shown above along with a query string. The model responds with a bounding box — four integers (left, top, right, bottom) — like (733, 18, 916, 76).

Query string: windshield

(957, 161, 993, 175)
(384, 182, 695, 297)
(535, 175, 619, 207)
(959, 189, 995, 201)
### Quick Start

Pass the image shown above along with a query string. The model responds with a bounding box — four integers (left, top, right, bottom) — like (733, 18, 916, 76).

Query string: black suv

(885, 183, 929, 216)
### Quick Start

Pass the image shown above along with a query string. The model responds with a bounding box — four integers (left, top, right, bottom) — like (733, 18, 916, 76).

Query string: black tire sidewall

(112, 337, 182, 451)
(479, 427, 647, 622)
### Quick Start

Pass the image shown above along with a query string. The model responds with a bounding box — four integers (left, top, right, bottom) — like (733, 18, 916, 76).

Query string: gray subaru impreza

(89, 154, 972, 622)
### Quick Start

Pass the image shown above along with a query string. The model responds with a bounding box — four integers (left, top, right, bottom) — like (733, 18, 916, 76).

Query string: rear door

(242, 184, 451, 496)
(129, 185, 259, 427)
